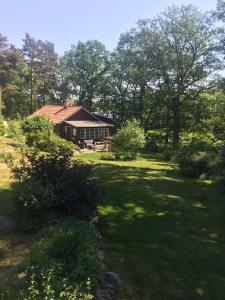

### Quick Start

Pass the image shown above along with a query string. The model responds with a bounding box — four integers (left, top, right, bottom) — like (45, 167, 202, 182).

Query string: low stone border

(95, 272, 122, 300)
(95, 233, 122, 300)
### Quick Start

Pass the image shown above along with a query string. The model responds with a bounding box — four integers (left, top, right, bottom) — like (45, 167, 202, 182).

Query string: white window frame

(80, 128, 85, 139)
(79, 127, 110, 139)
(105, 128, 109, 137)
(73, 128, 77, 136)
(86, 128, 90, 139)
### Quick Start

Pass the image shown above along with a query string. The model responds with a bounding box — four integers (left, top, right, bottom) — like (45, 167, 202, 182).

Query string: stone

(105, 272, 122, 291)
(94, 272, 122, 300)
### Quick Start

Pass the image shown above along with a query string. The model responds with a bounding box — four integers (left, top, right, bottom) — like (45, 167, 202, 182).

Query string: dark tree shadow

(93, 162, 225, 300)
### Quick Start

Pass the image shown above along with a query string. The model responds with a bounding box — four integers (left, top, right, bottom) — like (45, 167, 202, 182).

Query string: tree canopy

(1, 3, 225, 147)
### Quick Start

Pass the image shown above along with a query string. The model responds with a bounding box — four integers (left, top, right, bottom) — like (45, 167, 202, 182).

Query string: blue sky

(1, 0, 218, 55)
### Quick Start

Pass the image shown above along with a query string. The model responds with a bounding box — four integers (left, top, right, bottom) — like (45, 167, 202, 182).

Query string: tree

(0, 33, 9, 117)
(113, 119, 146, 159)
(110, 5, 217, 147)
(37, 40, 59, 105)
(142, 6, 217, 146)
(0, 34, 29, 118)
(22, 34, 59, 113)
(60, 40, 109, 110)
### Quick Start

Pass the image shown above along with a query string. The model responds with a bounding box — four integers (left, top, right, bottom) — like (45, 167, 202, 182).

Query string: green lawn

(1, 144, 225, 299)
(79, 152, 225, 300)
(0, 138, 31, 294)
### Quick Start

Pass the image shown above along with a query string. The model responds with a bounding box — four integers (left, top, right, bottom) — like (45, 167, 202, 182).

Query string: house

(31, 101, 114, 148)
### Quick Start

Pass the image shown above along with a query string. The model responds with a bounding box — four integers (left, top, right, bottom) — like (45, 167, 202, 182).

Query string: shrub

(5, 119, 22, 139)
(13, 143, 102, 226)
(21, 116, 54, 151)
(22, 269, 94, 300)
(181, 132, 217, 152)
(145, 130, 166, 153)
(14, 181, 55, 231)
(100, 153, 115, 161)
(50, 134, 80, 152)
(176, 150, 225, 179)
(177, 151, 209, 178)
(0, 119, 6, 136)
(21, 115, 79, 153)
(27, 218, 103, 289)
(0, 151, 14, 166)
(113, 119, 146, 160)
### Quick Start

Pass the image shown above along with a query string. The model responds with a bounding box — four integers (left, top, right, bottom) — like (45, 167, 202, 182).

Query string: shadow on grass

(93, 162, 225, 300)
(0, 188, 17, 218)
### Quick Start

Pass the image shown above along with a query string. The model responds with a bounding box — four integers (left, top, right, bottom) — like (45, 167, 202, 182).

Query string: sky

(0, 0, 218, 55)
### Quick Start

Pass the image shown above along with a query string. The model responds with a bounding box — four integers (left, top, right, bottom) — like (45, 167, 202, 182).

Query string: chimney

(64, 96, 75, 108)
(64, 99, 70, 108)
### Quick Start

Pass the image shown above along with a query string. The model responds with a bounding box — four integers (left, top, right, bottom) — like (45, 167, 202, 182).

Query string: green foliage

(145, 130, 167, 153)
(180, 132, 217, 152)
(0, 151, 14, 167)
(177, 151, 210, 178)
(14, 181, 55, 231)
(50, 133, 79, 152)
(22, 33, 59, 113)
(0, 119, 6, 136)
(5, 119, 22, 138)
(27, 218, 103, 289)
(21, 116, 54, 150)
(177, 150, 225, 179)
(22, 269, 93, 300)
(0, 268, 94, 299)
(21, 115, 78, 153)
(100, 153, 115, 161)
(113, 119, 146, 160)
(13, 143, 102, 227)
(60, 40, 109, 110)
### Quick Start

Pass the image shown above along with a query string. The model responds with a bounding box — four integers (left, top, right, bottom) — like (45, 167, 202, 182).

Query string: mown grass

(79, 152, 225, 300)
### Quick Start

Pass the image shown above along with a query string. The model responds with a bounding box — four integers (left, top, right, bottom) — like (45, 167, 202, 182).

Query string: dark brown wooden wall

(68, 109, 96, 121)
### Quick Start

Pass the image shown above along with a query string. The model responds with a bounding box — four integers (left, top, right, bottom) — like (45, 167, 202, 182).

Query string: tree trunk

(138, 83, 145, 126)
(172, 97, 180, 148)
(30, 64, 34, 114)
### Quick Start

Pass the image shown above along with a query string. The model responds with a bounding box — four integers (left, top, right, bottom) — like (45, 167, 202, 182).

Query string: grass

(0, 142, 225, 299)
(0, 137, 31, 295)
(79, 152, 225, 300)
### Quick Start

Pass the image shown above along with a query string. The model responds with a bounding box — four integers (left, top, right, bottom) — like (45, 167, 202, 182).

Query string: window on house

(79, 128, 110, 139)
(80, 129, 85, 139)
(73, 128, 77, 136)
(65, 126, 67, 133)
(95, 128, 101, 138)
(86, 129, 90, 139)
(90, 128, 95, 138)
(105, 128, 109, 137)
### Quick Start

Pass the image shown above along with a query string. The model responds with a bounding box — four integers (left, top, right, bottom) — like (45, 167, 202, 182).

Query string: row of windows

(80, 128, 109, 139)
(64, 127, 77, 136)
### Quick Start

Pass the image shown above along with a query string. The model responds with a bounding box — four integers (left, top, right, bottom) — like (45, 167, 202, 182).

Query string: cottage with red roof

(31, 100, 114, 148)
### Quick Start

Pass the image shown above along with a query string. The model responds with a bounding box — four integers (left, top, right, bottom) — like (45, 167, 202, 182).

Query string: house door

(66, 126, 72, 141)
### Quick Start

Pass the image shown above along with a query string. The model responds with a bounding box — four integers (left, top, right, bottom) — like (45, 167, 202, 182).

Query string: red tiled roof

(31, 105, 82, 124)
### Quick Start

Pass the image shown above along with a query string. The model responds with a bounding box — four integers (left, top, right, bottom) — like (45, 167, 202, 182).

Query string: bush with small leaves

(27, 218, 103, 289)
(0, 151, 14, 167)
(100, 153, 115, 161)
(113, 119, 145, 160)
(12, 143, 102, 227)
(21, 115, 79, 152)
(21, 116, 54, 151)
